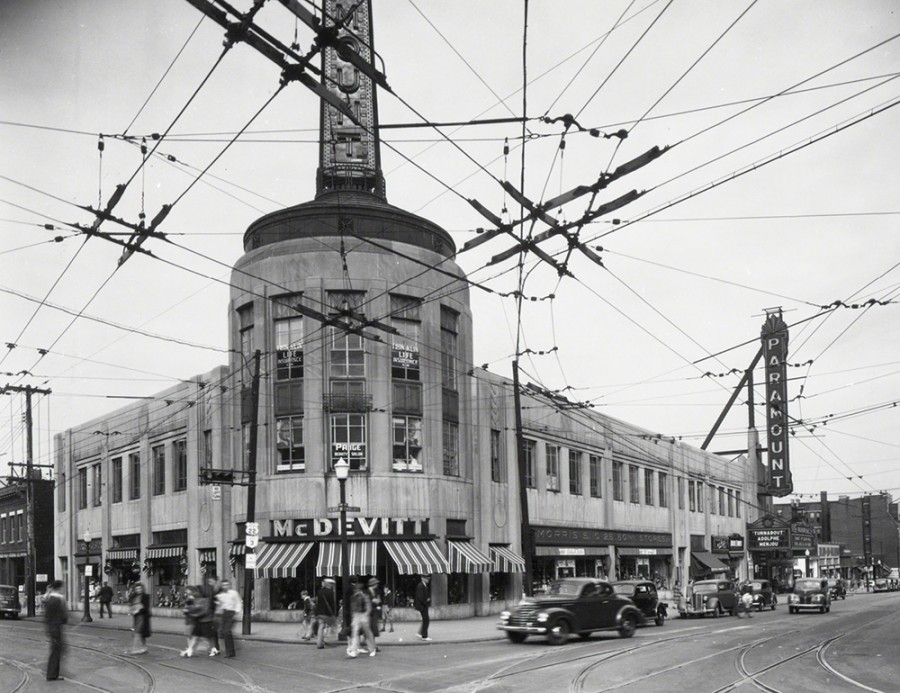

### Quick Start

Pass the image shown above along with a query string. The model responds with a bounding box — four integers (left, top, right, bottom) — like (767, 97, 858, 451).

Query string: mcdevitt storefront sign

(270, 517, 430, 540)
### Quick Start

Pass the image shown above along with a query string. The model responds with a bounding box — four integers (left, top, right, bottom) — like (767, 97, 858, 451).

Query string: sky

(1, 0, 898, 504)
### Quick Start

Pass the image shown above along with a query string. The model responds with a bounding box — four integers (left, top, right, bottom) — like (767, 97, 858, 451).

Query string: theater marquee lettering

(270, 517, 430, 540)
(761, 311, 793, 496)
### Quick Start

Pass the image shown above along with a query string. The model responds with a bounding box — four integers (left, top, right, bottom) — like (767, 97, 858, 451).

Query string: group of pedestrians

(180, 576, 243, 659)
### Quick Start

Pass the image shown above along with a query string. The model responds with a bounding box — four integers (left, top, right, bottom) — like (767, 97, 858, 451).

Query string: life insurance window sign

(749, 528, 789, 550)
(391, 340, 419, 369)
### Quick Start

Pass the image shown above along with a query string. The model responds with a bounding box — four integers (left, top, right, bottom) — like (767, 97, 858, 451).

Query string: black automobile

(826, 578, 847, 600)
(612, 579, 668, 626)
(788, 577, 831, 614)
(678, 579, 738, 618)
(0, 584, 21, 619)
(498, 578, 645, 645)
(748, 579, 777, 611)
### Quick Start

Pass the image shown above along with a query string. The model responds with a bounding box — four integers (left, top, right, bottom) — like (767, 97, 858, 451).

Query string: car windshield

(692, 583, 720, 594)
(612, 584, 635, 596)
(875, 579, 887, 585)
(827, 579, 839, 585)
(751, 582, 765, 590)
(545, 580, 582, 596)
(0, 586, 15, 597)
(794, 579, 821, 590)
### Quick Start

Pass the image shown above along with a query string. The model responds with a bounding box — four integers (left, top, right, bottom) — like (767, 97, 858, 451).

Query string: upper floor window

(569, 450, 582, 495)
(331, 413, 367, 471)
(644, 469, 654, 505)
(78, 467, 88, 509)
(678, 476, 684, 509)
(658, 472, 668, 508)
(735, 490, 741, 518)
(629, 465, 640, 504)
(393, 415, 423, 473)
(612, 460, 624, 501)
(688, 480, 696, 512)
(129, 452, 141, 500)
(709, 484, 717, 515)
(696, 479, 704, 512)
(92, 463, 102, 507)
(490, 429, 503, 483)
(111, 457, 123, 503)
(524, 439, 536, 488)
(589, 455, 602, 497)
(173, 439, 187, 491)
(273, 296, 303, 380)
(442, 420, 459, 476)
(276, 415, 305, 472)
(152, 444, 166, 496)
(546, 445, 560, 492)
(202, 430, 213, 468)
(330, 328, 365, 378)
(440, 307, 459, 391)
(237, 303, 254, 384)
(719, 487, 726, 516)
(390, 295, 420, 381)
(58, 471, 66, 512)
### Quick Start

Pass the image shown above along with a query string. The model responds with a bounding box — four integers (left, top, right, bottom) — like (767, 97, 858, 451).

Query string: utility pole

(1, 384, 52, 617)
(242, 350, 260, 635)
(512, 359, 533, 597)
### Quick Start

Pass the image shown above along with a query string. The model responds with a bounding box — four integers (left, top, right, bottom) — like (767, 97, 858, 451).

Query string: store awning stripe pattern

(692, 551, 730, 573)
(145, 545, 186, 560)
(254, 542, 313, 579)
(384, 540, 449, 575)
(229, 543, 246, 558)
(490, 545, 526, 573)
(447, 541, 493, 573)
(198, 548, 216, 563)
(315, 542, 378, 577)
(106, 548, 139, 561)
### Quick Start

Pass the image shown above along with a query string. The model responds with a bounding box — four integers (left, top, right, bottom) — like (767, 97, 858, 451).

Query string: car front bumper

(497, 624, 547, 634)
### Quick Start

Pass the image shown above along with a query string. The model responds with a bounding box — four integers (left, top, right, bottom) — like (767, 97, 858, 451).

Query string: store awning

(254, 542, 313, 579)
(145, 545, 186, 560)
(692, 551, 730, 573)
(316, 542, 379, 578)
(447, 541, 493, 573)
(617, 547, 672, 556)
(229, 543, 246, 558)
(384, 540, 450, 575)
(106, 548, 139, 561)
(490, 545, 526, 573)
(198, 548, 217, 564)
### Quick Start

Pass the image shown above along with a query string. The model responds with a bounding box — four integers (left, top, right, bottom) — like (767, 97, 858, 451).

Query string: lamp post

(81, 530, 94, 623)
(334, 457, 351, 642)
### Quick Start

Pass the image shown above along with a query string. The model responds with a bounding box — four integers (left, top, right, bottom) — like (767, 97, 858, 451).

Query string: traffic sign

(245, 553, 257, 569)
(327, 505, 361, 513)
(245, 535, 259, 549)
(246, 522, 259, 536)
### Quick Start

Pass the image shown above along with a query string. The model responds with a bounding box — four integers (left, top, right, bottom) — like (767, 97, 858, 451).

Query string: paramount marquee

(761, 310, 793, 496)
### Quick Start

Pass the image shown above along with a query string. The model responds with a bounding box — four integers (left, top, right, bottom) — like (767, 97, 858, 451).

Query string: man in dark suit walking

(44, 579, 68, 681)
(414, 574, 432, 641)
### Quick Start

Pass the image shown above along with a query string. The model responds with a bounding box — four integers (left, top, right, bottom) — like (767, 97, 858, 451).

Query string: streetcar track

(0, 656, 30, 693)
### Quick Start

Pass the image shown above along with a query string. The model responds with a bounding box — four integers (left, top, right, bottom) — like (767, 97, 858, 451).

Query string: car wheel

(789, 607, 796, 614)
(772, 598, 777, 610)
(506, 632, 527, 644)
(820, 605, 825, 614)
(547, 619, 571, 646)
(711, 604, 719, 618)
(619, 614, 637, 638)
(826, 605, 830, 613)
(655, 612, 665, 627)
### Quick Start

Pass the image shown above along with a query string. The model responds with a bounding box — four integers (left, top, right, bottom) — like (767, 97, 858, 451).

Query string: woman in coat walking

(127, 583, 151, 654)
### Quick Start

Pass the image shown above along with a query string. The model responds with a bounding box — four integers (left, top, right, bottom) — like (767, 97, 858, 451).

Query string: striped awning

(254, 542, 313, 579)
(106, 548, 139, 561)
(229, 543, 246, 558)
(447, 541, 493, 573)
(316, 542, 378, 577)
(145, 545, 186, 560)
(384, 540, 450, 575)
(490, 545, 526, 573)
(198, 548, 217, 563)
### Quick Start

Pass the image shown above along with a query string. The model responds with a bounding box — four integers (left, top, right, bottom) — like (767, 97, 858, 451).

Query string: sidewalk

(57, 608, 505, 647)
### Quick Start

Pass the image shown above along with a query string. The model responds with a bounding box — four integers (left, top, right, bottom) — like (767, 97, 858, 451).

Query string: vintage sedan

(788, 577, 831, 613)
(498, 578, 645, 645)
(748, 579, 777, 611)
(826, 578, 847, 600)
(679, 579, 737, 618)
(0, 585, 21, 619)
(873, 578, 890, 593)
(612, 579, 668, 626)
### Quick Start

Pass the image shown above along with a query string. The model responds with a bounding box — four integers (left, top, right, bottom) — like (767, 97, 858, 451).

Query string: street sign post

(327, 506, 360, 513)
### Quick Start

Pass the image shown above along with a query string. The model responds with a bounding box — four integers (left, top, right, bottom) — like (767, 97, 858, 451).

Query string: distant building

(0, 477, 54, 593)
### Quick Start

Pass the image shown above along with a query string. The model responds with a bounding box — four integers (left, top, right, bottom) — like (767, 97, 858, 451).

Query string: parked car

(498, 578, 645, 645)
(788, 578, 831, 613)
(0, 584, 21, 619)
(747, 579, 777, 611)
(873, 578, 890, 593)
(826, 578, 847, 600)
(612, 579, 668, 626)
(678, 579, 737, 618)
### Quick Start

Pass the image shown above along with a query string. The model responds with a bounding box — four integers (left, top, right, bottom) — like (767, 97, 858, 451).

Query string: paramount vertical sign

(761, 310, 793, 496)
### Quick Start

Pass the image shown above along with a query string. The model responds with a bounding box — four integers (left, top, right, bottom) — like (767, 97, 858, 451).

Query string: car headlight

(499, 611, 510, 622)
(702, 595, 708, 603)
(788, 594, 798, 603)
(536, 612, 549, 623)
(812, 594, 824, 602)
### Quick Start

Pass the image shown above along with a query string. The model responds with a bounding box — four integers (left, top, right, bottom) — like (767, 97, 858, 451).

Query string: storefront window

(447, 573, 467, 605)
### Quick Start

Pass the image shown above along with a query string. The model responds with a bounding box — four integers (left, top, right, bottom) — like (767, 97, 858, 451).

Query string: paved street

(1, 590, 897, 692)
